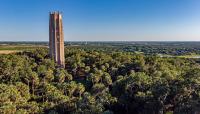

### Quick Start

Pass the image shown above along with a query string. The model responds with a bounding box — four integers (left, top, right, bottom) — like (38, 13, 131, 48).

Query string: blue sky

(0, 0, 200, 41)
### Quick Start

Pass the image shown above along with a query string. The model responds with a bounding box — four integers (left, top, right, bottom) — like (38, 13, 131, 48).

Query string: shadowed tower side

(49, 12, 65, 68)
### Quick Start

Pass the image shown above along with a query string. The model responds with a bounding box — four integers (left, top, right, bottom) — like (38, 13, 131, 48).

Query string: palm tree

(76, 83, 85, 98)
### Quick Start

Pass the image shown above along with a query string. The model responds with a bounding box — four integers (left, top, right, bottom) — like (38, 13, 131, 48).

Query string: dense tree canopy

(0, 47, 200, 114)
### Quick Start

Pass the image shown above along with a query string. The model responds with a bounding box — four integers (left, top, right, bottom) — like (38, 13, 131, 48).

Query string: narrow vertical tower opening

(49, 11, 65, 68)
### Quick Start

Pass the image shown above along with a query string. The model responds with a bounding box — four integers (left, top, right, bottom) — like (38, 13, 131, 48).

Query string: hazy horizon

(0, 0, 200, 41)
(2, 39, 200, 42)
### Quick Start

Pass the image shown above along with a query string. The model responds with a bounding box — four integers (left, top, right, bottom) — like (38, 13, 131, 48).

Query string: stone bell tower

(49, 11, 65, 68)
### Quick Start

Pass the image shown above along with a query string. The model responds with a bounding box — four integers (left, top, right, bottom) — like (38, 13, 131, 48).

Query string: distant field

(0, 50, 21, 54)
(0, 45, 47, 50)
(158, 54, 200, 59)
(0, 45, 47, 54)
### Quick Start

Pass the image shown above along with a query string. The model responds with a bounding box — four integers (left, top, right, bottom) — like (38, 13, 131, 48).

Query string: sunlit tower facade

(49, 12, 65, 68)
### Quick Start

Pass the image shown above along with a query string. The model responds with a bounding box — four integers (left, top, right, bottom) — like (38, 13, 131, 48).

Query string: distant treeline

(1, 41, 200, 55)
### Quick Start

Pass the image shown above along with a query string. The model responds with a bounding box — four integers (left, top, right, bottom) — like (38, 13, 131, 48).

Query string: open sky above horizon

(0, 0, 200, 41)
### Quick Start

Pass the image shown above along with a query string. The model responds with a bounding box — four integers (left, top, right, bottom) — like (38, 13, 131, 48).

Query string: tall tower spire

(49, 11, 65, 68)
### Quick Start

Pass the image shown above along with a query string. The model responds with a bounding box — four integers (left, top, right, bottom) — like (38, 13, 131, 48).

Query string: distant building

(49, 11, 65, 68)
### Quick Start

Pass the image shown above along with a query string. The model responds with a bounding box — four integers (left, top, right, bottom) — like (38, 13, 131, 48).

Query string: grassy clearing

(158, 54, 200, 59)
(0, 50, 21, 54)
(0, 45, 47, 50)
(177, 55, 200, 58)
(0, 45, 47, 54)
